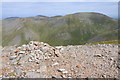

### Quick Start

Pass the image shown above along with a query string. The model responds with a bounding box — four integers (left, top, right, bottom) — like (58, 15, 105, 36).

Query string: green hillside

(2, 12, 118, 46)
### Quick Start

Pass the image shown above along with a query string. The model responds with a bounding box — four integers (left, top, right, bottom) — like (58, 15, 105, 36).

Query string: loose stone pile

(9, 41, 61, 65)
(1, 41, 119, 78)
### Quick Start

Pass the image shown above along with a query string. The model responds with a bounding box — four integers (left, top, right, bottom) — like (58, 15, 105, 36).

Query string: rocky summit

(0, 41, 119, 78)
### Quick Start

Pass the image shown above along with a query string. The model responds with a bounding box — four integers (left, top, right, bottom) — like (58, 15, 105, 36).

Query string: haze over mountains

(2, 12, 118, 46)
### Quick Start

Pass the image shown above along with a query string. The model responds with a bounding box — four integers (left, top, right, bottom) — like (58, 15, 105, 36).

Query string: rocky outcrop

(1, 41, 119, 78)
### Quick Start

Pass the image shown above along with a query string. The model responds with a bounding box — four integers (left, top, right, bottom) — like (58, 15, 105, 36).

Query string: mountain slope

(2, 12, 118, 46)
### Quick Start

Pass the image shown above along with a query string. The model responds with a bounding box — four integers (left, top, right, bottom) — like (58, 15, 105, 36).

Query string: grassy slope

(2, 12, 118, 46)
(87, 40, 119, 45)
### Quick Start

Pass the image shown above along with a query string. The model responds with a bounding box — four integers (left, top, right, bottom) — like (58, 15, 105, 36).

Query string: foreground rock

(1, 41, 119, 79)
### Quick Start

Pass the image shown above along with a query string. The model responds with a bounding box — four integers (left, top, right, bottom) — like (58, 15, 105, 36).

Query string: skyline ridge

(1, 2, 118, 19)
(3, 12, 118, 20)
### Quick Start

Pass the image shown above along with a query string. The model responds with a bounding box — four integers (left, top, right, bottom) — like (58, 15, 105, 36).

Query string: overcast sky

(1, 2, 118, 19)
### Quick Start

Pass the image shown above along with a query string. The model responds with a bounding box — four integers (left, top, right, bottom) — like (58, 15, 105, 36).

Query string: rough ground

(0, 41, 119, 79)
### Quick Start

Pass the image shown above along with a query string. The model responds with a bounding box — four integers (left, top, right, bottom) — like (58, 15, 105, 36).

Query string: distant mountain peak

(5, 17, 20, 20)
(36, 15, 48, 17)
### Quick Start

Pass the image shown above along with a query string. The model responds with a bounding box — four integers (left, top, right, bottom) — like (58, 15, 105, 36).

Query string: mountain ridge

(2, 12, 118, 46)
(3, 12, 117, 20)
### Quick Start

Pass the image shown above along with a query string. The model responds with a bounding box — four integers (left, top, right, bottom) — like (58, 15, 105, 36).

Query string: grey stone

(54, 49, 60, 55)
(58, 69, 65, 72)
(28, 58, 33, 62)
(26, 72, 43, 78)
(62, 71, 68, 74)
(94, 54, 102, 57)
(61, 75, 66, 78)
(9, 56, 17, 60)
(18, 51, 26, 54)
(38, 65, 47, 72)
(51, 62, 59, 66)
